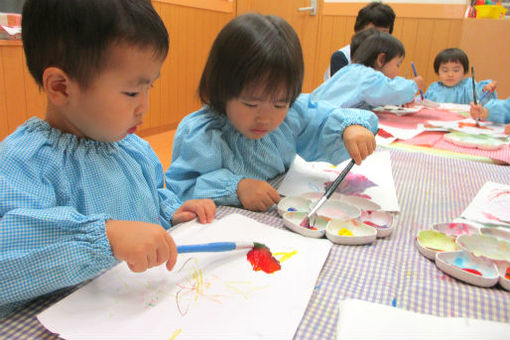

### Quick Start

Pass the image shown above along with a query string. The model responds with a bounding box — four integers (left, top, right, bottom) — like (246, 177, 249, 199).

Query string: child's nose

(136, 92, 150, 116)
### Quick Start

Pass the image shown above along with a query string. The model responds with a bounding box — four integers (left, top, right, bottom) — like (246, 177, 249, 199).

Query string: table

(1, 149, 509, 339)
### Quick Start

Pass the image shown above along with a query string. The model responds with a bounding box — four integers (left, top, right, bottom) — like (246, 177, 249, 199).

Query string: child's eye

(243, 102, 257, 108)
(274, 104, 288, 109)
(123, 92, 139, 97)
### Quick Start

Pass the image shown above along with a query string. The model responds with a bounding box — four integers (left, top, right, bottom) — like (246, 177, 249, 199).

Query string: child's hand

(343, 125, 376, 165)
(504, 124, 510, 135)
(482, 81, 497, 93)
(172, 199, 216, 225)
(237, 178, 280, 211)
(106, 220, 177, 272)
(470, 102, 489, 121)
(413, 76, 424, 92)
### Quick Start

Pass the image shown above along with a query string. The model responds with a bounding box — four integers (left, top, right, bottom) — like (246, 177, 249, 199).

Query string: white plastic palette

(444, 131, 507, 151)
(416, 224, 510, 290)
(278, 193, 392, 245)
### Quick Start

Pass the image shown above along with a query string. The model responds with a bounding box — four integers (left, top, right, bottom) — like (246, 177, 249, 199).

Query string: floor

(143, 129, 176, 170)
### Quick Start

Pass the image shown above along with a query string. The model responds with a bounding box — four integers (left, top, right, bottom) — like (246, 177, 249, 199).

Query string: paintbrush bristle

(253, 242, 267, 249)
(299, 216, 311, 228)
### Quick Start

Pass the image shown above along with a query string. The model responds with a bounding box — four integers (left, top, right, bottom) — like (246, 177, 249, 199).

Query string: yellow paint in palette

(338, 228, 353, 236)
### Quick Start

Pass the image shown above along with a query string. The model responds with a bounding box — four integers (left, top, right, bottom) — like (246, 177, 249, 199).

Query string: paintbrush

(411, 62, 424, 101)
(471, 66, 480, 127)
(300, 159, 355, 228)
(177, 241, 266, 253)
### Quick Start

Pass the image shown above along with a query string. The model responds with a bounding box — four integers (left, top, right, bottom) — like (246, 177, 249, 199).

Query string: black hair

(352, 31, 405, 68)
(433, 48, 469, 74)
(22, 0, 169, 88)
(198, 13, 304, 115)
(354, 2, 396, 34)
(350, 27, 379, 59)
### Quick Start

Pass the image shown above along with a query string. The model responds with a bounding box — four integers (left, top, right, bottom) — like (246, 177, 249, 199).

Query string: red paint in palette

(461, 268, 482, 276)
(363, 220, 379, 228)
(505, 267, 510, 280)
(247, 246, 281, 274)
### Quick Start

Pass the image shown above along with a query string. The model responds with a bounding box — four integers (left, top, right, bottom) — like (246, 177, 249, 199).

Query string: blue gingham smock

(312, 63, 418, 110)
(165, 93, 378, 206)
(424, 78, 497, 104)
(0, 118, 183, 316)
(485, 98, 510, 124)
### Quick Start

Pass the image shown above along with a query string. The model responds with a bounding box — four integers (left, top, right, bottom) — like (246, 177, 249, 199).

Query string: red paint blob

(505, 267, 510, 280)
(363, 220, 379, 228)
(247, 246, 281, 274)
(378, 129, 394, 138)
(462, 268, 482, 276)
(458, 122, 490, 130)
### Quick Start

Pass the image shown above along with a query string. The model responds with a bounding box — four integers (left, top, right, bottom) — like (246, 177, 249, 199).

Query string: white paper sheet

(379, 123, 425, 140)
(461, 182, 510, 227)
(337, 299, 510, 340)
(37, 214, 332, 340)
(426, 118, 508, 138)
(277, 151, 400, 212)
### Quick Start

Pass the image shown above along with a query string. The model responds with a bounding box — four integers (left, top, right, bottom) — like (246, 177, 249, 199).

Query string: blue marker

(411, 62, 424, 101)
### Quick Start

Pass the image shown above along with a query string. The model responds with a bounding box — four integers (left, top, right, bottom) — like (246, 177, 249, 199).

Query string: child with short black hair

(325, 1, 396, 79)
(165, 13, 378, 212)
(0, 0, 215, 316)
(425, 48, 497, 104)
(312, 30, 423, 110)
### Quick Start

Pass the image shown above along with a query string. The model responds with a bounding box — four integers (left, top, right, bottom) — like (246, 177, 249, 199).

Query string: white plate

(433, 222, 479, 238)
(326, 219, 377, 245)
(435, 251, 499, 288)
(480, 227, 510, 243)
(277, 196, 310, 216)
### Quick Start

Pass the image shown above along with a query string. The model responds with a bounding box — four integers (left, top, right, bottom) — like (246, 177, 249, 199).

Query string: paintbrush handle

(177, 242, 254, 253)
(411, 62, 424, 100)
(306, 159, 355, 219)
(479, 90, 489, 103)
(471, 66, 478, 105)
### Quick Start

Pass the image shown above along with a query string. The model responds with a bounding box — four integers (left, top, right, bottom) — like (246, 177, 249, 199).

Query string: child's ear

(42, 67, 73, 105)
(375, 53, 386, 69)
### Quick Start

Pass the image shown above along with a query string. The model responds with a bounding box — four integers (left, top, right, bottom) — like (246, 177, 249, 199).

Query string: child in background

(325, 1, 395, 80)
(470, 99, 510, 134)
(312, 30, 423, 110)
(0, 0, 215, 316)
(165, 14, 378, 212)
(425, 48, 497, 104)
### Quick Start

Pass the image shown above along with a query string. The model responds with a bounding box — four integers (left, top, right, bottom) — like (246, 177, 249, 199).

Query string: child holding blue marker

(425, 48, 497, 104)
(0, 0, 215, 316)
(165, 14, 378, 212)
(312, 30, 423, 110)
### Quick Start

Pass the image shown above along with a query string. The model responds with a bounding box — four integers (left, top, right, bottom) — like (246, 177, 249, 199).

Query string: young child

(470, 99, 510, 134)
(324, 1, 395, 80)
(165, 14, 378, 212)
(312, 30, 423, 110)
(0, 0, 215, 316)
(424, 48, 497, 104)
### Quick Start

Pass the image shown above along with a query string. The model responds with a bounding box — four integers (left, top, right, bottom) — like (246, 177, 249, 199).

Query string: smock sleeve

(485, 98, 510, 124)
(0, 165, 118, 316)
(360, 73, 418, 107)
(288, 94, 379, 164)
(165, 112, 244, 206)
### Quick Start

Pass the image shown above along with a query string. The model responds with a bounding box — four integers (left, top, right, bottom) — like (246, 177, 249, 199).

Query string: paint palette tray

(373, 105, 422, 116)
(279, 193, 393, 243)
(416, 222, 510, 290)
(444, 131, 507, 151)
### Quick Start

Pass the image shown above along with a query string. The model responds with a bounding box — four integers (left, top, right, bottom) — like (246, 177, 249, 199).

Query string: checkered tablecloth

(1, 149, 509, 339)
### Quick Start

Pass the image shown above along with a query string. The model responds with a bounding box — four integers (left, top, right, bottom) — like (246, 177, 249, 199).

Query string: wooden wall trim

(323, 2, 466, 19)
(155, 0, 234, 13)
(0, 40, 22, 46)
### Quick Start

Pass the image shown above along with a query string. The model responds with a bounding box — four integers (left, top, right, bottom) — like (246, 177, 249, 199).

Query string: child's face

(379, 55, 403, 79)
(54, 44, 163, 142)
(225, 84, 289, 140)
(438, 61, 465, 87)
